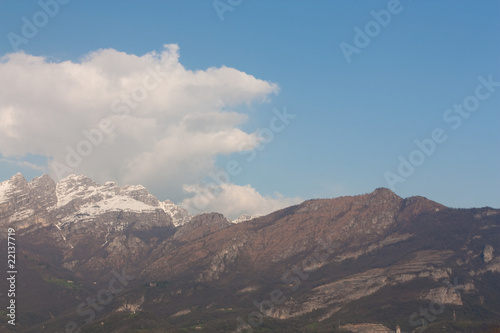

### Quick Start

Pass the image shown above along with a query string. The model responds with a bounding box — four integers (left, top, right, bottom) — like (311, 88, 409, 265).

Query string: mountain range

(0, 173, 499, 332)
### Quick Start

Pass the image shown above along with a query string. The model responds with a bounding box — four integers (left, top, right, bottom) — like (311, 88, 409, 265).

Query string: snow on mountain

(61, 196, 159, 224)
(53, 174, 103, 208)
(0, 173, 38, 226)
(160, 200, 191, 227)
(0, 178, 12, 203)
(9, 208, 34, 223)
(0, 173, 26, 204)
(0, 173, 264, 229)
(0, 173, 192, 228)
(53, 174, 193, 226)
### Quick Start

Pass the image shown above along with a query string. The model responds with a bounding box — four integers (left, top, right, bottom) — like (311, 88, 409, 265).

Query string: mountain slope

(0, 174, 499, 333)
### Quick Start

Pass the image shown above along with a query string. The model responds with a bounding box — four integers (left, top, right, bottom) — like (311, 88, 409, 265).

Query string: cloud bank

(0, 44, 301, 219)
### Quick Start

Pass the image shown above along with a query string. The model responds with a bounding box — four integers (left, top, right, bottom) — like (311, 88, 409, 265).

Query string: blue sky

(0, 0, 499, 217)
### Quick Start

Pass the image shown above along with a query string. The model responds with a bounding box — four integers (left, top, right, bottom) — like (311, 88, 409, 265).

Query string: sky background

(0, 0, 499, 219)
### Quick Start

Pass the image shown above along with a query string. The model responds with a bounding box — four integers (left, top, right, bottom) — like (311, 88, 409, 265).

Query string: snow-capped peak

(0, 173, 28, 204)
(51, 175, 191, 224)
(160, 200, 191, 227)
(1, 173, 193, 228)
(54, 174, 100, 208)
(0, 179, 14, 204)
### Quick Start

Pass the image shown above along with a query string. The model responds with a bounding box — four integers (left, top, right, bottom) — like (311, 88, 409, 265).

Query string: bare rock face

(0, 176, 31, 228)
(421, 286, 463, 305)
(116, 295, 145, 313)
(482, 244, 494, 263)
(160, 199, 191, 227)
(0, 173, 57, 230)
(28, 174, 58, 210)
(0, 173, 193, 234)
(271, 250, 454, 320)
(1, 174, 499, 332)
(0, 173, 193, 274)
(199, 236, 248, 282)
(486, 257, 500, 273)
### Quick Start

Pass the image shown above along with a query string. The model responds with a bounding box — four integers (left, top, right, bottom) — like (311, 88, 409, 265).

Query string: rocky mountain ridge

(0, 173, 191, 230)
(0, 173, 499, 333)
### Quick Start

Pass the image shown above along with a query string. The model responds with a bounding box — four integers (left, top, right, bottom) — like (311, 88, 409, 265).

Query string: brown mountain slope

(0, 175, 499, 332)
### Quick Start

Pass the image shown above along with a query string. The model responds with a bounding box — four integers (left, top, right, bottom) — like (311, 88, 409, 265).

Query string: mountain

(0, 173, 191, 229)
(0, 174, 499, 333)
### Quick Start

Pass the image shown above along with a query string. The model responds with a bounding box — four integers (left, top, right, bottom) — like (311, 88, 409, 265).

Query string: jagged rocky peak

(54, 174, 101, 207)
(54, 174, 164, 209)
(51, 174, 192, 227)
(55, 174, 160, 208)
(0, 173, 29, 202)
(30, 173, 56, 188)
(160, 199, 191, 227)
(29, 174, 57, 208)
(10, 172, 28, 184)
(0, 173, 30, 208)
(0, 173, 57, 229)
(0, 173, 193, 229)
(118, 184, 159, 207)
(58, 173, 96, 188)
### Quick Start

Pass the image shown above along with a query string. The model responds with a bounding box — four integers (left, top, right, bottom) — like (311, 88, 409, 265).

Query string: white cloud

(181, 183, 302, 220)
(0, 44, 300, 217)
